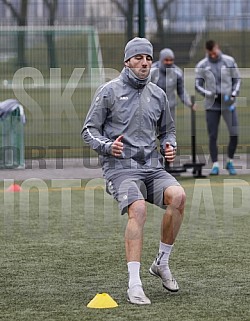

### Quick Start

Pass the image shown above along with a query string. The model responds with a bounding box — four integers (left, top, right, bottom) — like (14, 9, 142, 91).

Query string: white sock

(155, 242, 173, 267)
(213, 162, 219, 168)
(227, 158, 233, 163)
(127, 261, 142, 288)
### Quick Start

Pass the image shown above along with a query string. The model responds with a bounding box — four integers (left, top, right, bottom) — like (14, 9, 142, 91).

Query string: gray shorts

(105, 168, 180, 215)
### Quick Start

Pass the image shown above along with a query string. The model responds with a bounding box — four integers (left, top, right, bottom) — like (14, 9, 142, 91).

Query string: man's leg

(126, 200, 151, 305)
(161, 185, 186, 244)
(149, 185, 186, 291)
(206, 110, 221, 174)
(125, 199, 146, 263)
(105, 172, 151, 304)
(222, 109, 239, 174)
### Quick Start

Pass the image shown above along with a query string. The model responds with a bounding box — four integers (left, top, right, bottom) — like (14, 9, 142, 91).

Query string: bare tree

(1, 0, 28, 67)
(44, 0, 58, 68)
(151, 0, 176, 43)
(111, 0, 136, 41)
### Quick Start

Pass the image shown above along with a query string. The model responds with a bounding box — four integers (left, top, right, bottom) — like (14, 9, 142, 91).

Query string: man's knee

(128, 200, 147, 224)
(164, 186, 186, 211)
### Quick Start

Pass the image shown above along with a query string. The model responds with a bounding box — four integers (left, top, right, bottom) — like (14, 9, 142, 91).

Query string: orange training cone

(87, 293, 118, 309)
(6, 184, 22, 192)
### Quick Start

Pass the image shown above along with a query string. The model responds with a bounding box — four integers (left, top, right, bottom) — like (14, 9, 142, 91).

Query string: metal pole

(190, 96, 196, 164)
(138, 0, 145, 37)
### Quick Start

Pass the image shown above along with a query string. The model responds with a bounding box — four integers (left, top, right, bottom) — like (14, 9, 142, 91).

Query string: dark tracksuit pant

(206, 106, 238, 162)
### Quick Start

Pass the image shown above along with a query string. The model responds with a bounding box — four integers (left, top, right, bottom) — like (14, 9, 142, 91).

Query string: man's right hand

(223, 94, 235, 107)
(111, 135, 124, 157)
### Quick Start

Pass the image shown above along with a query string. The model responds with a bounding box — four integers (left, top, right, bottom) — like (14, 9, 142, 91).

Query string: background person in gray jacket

(195, 40, 241, 175)
(151, 48, 194, 122)
(82, 37, 186, 305)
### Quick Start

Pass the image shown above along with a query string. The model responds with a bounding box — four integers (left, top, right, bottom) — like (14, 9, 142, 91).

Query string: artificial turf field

(0, 174, 250, 321)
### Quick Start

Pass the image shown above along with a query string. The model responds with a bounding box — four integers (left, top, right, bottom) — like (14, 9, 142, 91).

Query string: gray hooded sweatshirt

(81, 67, 176, 175)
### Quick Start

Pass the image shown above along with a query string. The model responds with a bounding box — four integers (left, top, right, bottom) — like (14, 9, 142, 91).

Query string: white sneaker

(127, 285, 151, 305)
(149, 261, 179, 292)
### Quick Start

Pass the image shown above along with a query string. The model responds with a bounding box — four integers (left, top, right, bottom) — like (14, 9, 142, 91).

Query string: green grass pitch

(0, 175, 250, 321)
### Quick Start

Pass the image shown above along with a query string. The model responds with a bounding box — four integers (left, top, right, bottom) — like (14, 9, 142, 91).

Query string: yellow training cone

(87, 293, 118, 309)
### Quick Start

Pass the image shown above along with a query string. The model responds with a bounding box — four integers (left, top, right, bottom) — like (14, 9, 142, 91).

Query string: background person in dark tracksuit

(151, 48, 194, 122)
(151, 48, 196, 169)
(195, 40, 241, 175)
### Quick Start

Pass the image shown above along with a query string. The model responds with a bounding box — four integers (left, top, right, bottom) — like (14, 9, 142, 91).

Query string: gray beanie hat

(159, 48, 175, 61)
(124, 37, 153, 62)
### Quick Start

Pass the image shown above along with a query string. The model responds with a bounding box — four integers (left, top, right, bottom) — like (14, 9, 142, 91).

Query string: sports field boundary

(0, 153, 250, 181)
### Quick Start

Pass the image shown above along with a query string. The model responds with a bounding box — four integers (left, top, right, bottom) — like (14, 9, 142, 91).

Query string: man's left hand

(165, 143, 176, 163)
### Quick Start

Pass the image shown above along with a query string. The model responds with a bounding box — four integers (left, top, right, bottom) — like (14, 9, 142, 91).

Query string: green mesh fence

(0, 26, 104, 159)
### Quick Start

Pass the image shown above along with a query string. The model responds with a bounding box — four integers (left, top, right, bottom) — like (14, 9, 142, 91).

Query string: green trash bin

(0, 99, 25, 169)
